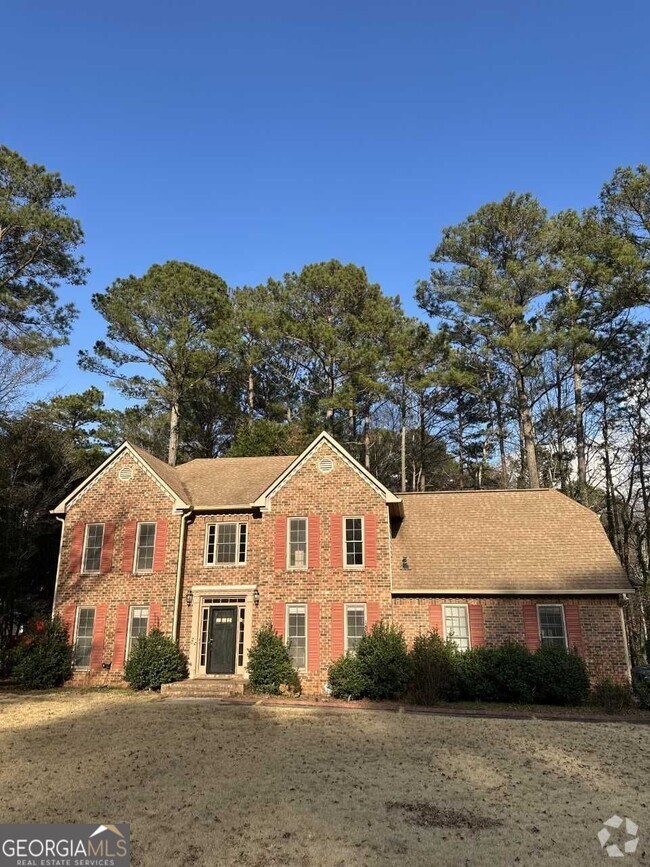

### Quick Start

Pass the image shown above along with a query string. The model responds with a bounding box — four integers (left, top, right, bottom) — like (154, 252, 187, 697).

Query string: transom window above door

(287, 518, 307, 569)
(344, 517, 364, 567)
(135, 523, 156, 572)
(205, 523, 247, 565)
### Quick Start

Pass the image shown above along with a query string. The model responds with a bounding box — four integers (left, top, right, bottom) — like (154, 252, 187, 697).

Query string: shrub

(12, 616, 73, 689)
(328, 653, 366, 699)
(124, 628, 188, 691)
(591, 678, 635, 713)
(632, 666, 650, 710)
(246, 623, 301, 695)
(408, 631, 458, 705)
(532, 644, 590, 706)
(457, 643, 536, 704)
(356, 621, 411, 701)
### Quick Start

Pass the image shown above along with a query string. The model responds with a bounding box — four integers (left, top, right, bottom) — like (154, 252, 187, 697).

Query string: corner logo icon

(90, 824, 125, 839)
(598, 815, 639, 857)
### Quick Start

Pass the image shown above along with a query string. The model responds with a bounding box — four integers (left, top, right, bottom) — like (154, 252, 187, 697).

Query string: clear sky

(2, 0, 648, 407)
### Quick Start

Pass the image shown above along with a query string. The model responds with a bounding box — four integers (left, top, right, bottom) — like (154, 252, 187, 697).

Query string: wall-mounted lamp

(186, 590, 194, 607)
(253, 589, 260, 607)
(401, 557, 410, 570)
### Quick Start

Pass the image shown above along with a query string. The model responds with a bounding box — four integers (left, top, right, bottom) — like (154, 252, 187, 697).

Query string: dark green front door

(207, 606, 237, 674)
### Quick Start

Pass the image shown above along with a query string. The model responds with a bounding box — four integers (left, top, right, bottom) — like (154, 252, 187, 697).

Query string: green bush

(457, 643, 535, 704)
(124, 628, 188, 691)
(328, 653, 366, 699)
(532, 644, 590, 706)
(408, 631, 458, 704)
(12, 616, 73, 689)
(247, 623, 301, 695)
(632, 666, 650, 710)
(357, 621, 411, 701)
(591, 678, 635, 713)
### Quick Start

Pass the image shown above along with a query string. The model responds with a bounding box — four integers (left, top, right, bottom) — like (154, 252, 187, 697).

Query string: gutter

(172, 510, 192, 641)
(391, 588, 635, 596)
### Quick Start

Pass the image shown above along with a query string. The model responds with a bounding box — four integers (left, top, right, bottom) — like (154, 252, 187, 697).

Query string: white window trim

(126, 605, 150, 660)
(344, 603, 367, 653)
(343, 516, 365, 569)
(537, 604, 568, 649)
(204, 522, 248, 567)
(73, 605, 95, 670)
(133, 521, 157, 573)
(442, 603, 471, 650)
(82, 522, 105, 574)
(286, 517, 308, 571)
(285, 603, 308, 670)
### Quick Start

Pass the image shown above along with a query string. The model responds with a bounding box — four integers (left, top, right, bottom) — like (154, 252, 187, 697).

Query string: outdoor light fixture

(253, 589, 260, 607)
(186, 590, 194, 607)
(402, 557, 410, 570)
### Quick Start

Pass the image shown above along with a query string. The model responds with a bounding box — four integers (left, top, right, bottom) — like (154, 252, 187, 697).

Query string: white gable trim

(51, 442, 190, 515)
(252, 431, 401, 510)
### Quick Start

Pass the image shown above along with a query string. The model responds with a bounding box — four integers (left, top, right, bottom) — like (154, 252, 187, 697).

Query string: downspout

(619, 601, 632, 682)
(51, 516, 66, 619)
(172, 510, 191, 642)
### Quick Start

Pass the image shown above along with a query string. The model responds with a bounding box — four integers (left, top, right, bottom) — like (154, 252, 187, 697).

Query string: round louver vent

(118, 466, 134, 481)
(318, 457, 334, 474)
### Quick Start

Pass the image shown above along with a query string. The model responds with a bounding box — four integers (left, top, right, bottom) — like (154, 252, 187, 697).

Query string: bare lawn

(1, 691, 648, 866)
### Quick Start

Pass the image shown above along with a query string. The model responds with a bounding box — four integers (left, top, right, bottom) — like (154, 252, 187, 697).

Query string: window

(205, 523, 247, 565)
(287, 518, 307, 569)
(286, 604, 307, 669)
(135, 523, 156, 571)
(443, 605, 470, 651)
(82, 524, 104, 573)
(127, 606, 149, 658)
(74, 607, 95, 668)
(538, 605, 567, 648)
(345, 604, 366, 653)
(344, 517, 364, 567)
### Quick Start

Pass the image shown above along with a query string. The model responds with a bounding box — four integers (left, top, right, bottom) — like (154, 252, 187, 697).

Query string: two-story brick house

(51, 431, 633, 693)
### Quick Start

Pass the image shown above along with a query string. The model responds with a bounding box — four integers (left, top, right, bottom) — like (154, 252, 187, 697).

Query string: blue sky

(2, 0, 648, 407)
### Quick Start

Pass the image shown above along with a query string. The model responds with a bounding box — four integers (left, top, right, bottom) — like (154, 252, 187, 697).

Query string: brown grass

(0, 690, 648, 866)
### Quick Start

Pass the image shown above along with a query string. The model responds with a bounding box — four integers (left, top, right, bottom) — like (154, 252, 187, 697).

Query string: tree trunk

(247, 369, 255, 414)
(168, 399, 180, 466)
(419, 393, 426, 491)
(495, 397, 508, 487)
(513, 361, 539, 487)
(555, 356, 566, 493)
(602, 396, 623, 558)
(573, 357, 587, 502)
(456, 394, 464, 489)
(400, 375, 407, 493)
(363, 406, 371, 470)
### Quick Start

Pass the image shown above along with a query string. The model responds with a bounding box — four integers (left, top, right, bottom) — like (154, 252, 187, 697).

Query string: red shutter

(308, 515, 321, 569)
(308, 603, 321, 672)
(69, 523, 85, 572)
(469, 604, 485, 647)
(274, 517, 287, 570)
(366, 601, 381, 631)
(90, 604, 107, 670)
(429, 603, 443, 637)
(330, 515, 343, 569)
(364, 514, 377, 568)
(331, 602, 344, 659)
(272, 601, 285, 638)
(564, 604, 584, 655)
(112, 604, 129, 668)
(522, 603, 540, 651)
(100, 522, 115, 574)
(149, 601, 162, 631)
(153, 521, 168, 571)
(121, 521, 137, 573)
(61, 604, 76, 642)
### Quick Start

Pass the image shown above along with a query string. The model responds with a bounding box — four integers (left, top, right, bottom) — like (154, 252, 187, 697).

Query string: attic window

(118, 466, 134, 481)
(318, 457, 334, 474)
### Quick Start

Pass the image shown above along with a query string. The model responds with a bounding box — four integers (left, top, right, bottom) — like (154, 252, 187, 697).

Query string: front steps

(161, 677, 246, 699)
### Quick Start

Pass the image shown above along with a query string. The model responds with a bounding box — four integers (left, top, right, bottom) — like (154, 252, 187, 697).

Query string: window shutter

(112, 604, 129, 668)
(364, 514, 378, 568)
(153, 521, 168, 571)
(90, 604, 107, 670)
(308, 516, 321, 569)
(149, 602, 162, 630)
(330, 515, 343, 569)
(468, 604, 485, 647)
(100, 522, 115, 574)
(61, 604, 76, 642)
(331, 602, 344, 659)
(121, 521, 137, 572)
(522, 603, 540, 651)
(274, 517, 287, 570)
(308, 602, 321, 672)
(366, 601, 381, 631)
(429, 603, 443, 637)
(272, 601, 285, 638)
(564, 604, 584, 654)
(69, 523, 85, 573)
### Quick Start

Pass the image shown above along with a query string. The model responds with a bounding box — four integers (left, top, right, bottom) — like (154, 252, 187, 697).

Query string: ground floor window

(286, 604, 307, 669)
(345, 604, 366, 652)
(74, 607, 95, 668)
(127, 606, 149, 658)
(443, 604, 470, 651)
(538, 604, 567, 647)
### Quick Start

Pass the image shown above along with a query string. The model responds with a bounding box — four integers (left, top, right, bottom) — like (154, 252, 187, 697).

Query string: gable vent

(118, 466, 134, 481)
(318, 457, 334, 474)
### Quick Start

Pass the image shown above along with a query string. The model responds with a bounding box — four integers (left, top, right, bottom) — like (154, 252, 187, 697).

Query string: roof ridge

(397, 488, 554, 495)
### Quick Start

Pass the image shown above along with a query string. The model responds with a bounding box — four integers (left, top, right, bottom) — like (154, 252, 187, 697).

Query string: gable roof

(391, 489, 631, 594)
(175, 455, 296, 508)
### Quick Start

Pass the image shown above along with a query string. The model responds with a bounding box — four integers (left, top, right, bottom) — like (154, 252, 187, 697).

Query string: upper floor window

(135, 522, 156, 572)
(443, 604, 470, 652)
(345, 604, 366, 653)
(74, 607, 95, 668)
(82, 524, 104, 573)
(538, 605, 567, 648)
(286, 604, 307, 669)
(287, 518, 307, 569)
(344, 517, 364, 567)
(205, 523, 247, 565)
(127, 605, 149, 658)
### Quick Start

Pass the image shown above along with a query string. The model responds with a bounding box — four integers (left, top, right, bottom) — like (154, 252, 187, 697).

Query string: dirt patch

(386, 800, 502, 830)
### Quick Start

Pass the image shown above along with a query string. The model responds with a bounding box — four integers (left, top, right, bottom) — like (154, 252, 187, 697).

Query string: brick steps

(161, 678, 246, 699)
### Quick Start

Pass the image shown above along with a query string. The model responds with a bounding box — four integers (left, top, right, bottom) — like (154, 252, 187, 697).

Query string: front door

(206, 606, 237, 674)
